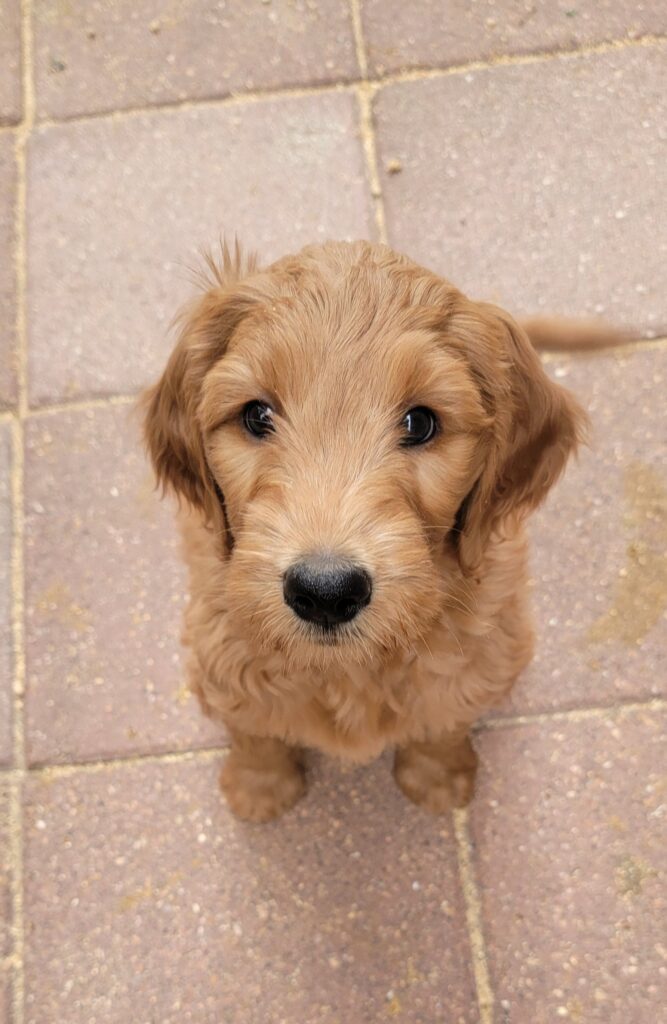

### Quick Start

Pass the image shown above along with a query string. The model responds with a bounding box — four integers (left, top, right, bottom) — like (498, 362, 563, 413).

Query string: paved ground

(0, 3, 666, 1023)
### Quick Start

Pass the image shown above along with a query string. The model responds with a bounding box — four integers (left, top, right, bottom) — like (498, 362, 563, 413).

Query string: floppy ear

(450, 302, 588, 572)
(143, 273, 257, 543)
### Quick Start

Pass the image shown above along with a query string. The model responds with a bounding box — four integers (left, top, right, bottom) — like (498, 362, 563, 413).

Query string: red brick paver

(0, 782, 11, 960)
(23, 405, 221, 764)
(27, 92, 375, 405)
(496, 345, 667, 716)
(0, 970, 12, 1024)
(375, 46, 667, 334)
(361, 0, 667, 75)
(471, 712, 667, 1022)
(24, 756, 476, 1024)
(0, 0, 22, 126)
(0, 424, 13, 765)
(2, 6, 666, 1024)
(33, 0, 358, 120)
(0, 134, 18, 409)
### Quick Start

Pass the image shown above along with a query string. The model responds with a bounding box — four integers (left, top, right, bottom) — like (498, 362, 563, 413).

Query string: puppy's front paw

(220, 754, 306, 823)
(393, 737, 477, 814)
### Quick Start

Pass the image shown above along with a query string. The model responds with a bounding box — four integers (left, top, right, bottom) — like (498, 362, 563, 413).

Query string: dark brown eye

(402, 406, 438, 446)
(243, 401, 275, 438)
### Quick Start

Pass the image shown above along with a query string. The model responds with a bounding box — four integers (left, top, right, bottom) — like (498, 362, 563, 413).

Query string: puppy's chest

(230, 654, 467, 761)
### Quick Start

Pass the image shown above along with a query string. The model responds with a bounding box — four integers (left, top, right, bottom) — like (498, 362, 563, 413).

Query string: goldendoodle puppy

(144, 240, 589, 822)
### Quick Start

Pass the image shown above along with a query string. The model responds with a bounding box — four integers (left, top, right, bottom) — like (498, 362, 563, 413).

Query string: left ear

(142, 243, 261, 550)
(451, 302, 588, 572)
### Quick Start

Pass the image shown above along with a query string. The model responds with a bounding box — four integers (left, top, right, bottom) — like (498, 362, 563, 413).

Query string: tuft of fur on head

(190, 237, 259, 292)
(144, 239, 589, 668)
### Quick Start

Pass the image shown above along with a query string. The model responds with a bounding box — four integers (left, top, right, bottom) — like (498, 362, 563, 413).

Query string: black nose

(283, 558, 372, 628)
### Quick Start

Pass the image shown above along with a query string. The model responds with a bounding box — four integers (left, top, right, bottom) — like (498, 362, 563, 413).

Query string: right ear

(143, 268, 257, 533)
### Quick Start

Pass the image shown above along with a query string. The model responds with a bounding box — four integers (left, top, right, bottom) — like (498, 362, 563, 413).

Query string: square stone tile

(33, 0, 357, 120)
(362, 1, 667, 75)
(0, 970, 12, 1024)
(0, 134, 18, 409)
(0, 0, 21, 125)
(27, 92, 375, 405)
(0, 423, 13, 765)
(24, 405, 222, 765)
(471, 710, 667, 1022)
(24, 756, 477, 1024)
(495, 345, 666, 717)
(0, 782, 11, 959)
(375, 47, 667, 335)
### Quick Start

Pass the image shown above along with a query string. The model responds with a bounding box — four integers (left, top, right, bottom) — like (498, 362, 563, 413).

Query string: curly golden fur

(144, 240, 589, 822)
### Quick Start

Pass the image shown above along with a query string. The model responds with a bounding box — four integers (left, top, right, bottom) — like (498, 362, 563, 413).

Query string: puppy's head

(144, 241, 586, 666)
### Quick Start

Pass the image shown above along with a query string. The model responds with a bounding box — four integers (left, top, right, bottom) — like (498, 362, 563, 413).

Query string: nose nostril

(283, 559, 372, 628)
(335, 596, 364, 619)
(293, 594, 315, 616)
(348, 575, 372, 605)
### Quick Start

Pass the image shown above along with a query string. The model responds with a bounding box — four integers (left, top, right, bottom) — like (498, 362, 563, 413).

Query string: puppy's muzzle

(283, 557, 372, 629)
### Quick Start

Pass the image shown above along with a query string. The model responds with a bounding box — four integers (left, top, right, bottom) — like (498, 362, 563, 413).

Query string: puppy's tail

(521, 316, 634, 352)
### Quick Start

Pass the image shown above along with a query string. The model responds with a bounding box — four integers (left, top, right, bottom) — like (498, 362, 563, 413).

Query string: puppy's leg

(393, 729, 477, 814)
(220, 729, 306, 823)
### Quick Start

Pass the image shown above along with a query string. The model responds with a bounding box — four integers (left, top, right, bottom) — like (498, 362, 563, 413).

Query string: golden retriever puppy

(144, 240, 588, 822)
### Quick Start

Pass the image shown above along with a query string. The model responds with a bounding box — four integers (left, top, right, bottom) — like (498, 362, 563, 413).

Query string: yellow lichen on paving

(172, 683, 192, 707)
(615, 854, 658, 897)
(588, 461, 667, 646)
(34, 580, 92, 634)
(117, 869, 183, 913)
(385, 993, 402, 1016)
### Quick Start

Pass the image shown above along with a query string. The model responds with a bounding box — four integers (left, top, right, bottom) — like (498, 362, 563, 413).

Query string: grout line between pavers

(16, 335, 667, 422)
(29, 32, 666, 132)
(349, 0, 388, 244)
(9, 4, 35, 1020)
(26, 392, 138, 418)
(0, 692, 661, 782)
(379, 31, 666, 87)
(453, 809, 494, 1024)
(476, 696, 667, 732)
(348, 0, 368, 79)
(355, 86, 388, 245)
(35, 79, 357, 132)
(26, 742, 231, 780)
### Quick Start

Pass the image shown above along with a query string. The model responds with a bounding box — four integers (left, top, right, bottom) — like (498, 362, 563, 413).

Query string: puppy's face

(145, 242, 584, 667)
(200, 290, 488, 662)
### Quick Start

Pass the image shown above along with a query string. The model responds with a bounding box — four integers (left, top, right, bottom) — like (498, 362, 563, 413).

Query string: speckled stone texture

(23, 406, 222, 765)
(26, 92, 375, 405)
(494, 345, 667, 716)
(6, 7, 667, 1023)
(0, 968, 12, 1024)
(0, 134, 18, 410)
(0, 782, 11, 960)
(24, 756, 477, 1024)
(375, 47, 667, 335)
(0, 0, 21, 125)
(0, 424, 13, 765)
(362, 0, 667, 75)
(32, 0, 358, 119)
(471, 712, 667, 1022)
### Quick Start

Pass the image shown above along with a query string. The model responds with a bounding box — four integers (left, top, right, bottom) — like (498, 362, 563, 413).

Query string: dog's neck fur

(182, 508, 533, 764)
